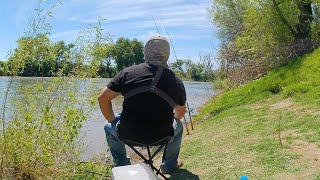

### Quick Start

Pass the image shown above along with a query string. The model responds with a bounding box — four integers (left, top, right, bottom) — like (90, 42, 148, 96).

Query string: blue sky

(0, 0, 219, 63)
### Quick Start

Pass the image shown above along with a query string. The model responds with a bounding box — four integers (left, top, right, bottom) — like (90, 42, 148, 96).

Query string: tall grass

(0, 1, 111, 179)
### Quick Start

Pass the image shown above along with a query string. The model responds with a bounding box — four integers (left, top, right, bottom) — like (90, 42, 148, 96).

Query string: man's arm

(174, 104, 186, 120)
(98, 87, 120, 123)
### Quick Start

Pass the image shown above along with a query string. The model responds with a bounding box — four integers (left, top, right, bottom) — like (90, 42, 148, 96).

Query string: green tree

(92, 40, 115, 78)
(0, 61, 8, 76)
(170, 58, 215, 82)
(8, 34, 53, 76)
(53, 41, 75, 75)
(95, 45, 116, 78)
(171, 59, 187, 78)
(188, 62, 205, 81)
(7, 34, 75, 77)
(111, 37, 144, 71)
(210, 0, 247, 44)
(210, 0, 320, 83)
(130, 38, 144, 64)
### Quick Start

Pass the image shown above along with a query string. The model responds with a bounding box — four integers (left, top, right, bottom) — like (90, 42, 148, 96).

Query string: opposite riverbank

(170, 48, 320, 179)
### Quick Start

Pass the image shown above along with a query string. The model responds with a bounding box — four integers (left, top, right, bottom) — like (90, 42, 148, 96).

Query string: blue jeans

(104, 114, 183, 172)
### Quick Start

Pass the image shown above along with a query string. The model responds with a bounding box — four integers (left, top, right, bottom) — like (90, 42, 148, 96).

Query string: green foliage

(170, 58, 216, 82)
(3, 78, 95, 176)
(0, 1, 112, 179)
(111, 37, 144, 71)
(236, 0, 297, 60)
(0, 61, 8, 76)
(213, 77, 237, 91)
(188, 63, 205, 81)
(7, 34, 75, 77)
(74, 19, 115, 78)
(210, 0, 320, 82)
(197, 48, 320, 120)
(170, 59, 188, 79)
(209, 0, 248, 42)
(3, 33, 146, 78)
(4, 20, 146, 78)
(68, 161, 111, 179)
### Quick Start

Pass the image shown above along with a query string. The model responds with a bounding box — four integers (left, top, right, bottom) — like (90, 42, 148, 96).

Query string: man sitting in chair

(98, 35, 186, 174)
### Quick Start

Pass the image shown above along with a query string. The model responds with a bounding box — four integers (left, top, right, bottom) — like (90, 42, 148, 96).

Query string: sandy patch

(248, 102, 265, 110)
(275, 138, 320, 179)
(269, 99, 320, 116)
(271, 99, 294, 110)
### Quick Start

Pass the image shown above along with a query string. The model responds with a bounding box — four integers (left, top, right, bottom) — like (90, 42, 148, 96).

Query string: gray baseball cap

(144, 35, 170, 67)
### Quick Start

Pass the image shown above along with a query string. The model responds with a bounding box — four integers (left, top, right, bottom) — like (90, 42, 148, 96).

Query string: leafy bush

(0, 61, 8, 76)
(0, 1, 112, 178)
(170, 57, 216, 82)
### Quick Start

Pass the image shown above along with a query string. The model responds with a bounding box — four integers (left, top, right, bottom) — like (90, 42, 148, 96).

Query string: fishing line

(159, 17, 178, 64)
(152, 16, 161, 35)
(156, 17, 195, 133)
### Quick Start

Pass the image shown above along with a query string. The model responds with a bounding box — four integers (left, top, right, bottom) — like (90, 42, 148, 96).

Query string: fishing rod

(159, 17, 195, 133)
(152, 17, 161, 35)
(152, 16, 192, 134)
(183, 116, 189, 135)
(187, 102, 194, 130)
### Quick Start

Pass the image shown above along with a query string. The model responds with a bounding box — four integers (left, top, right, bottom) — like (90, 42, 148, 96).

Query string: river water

(0, 77, 214, 161)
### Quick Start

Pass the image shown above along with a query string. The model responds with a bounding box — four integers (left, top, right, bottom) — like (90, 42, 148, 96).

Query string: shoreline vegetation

(177, 49, 320, 179)
(0, 1, 114, 179)
(0, 33, 215, 82)
(1, 0, 320, 179)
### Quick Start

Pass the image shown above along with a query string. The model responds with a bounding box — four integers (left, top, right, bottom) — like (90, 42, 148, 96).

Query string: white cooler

(111, 163, 160, 180)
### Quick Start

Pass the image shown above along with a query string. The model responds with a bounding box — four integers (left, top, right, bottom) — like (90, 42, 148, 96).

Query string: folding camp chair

(122, 136, 172, 180)
(113, 65, 175, 179)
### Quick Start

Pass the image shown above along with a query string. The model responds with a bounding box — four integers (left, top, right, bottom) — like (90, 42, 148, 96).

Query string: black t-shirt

(107, 63, 186, 144)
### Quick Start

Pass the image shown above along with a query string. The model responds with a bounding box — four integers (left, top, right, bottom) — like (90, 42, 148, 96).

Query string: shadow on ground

(168, 169, 200, 180)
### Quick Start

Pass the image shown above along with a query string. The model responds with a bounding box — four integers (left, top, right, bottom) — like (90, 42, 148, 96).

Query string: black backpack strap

(151, 66, 164, 86)
(151, 88, 177, 109)
(123, 66, 176, 109)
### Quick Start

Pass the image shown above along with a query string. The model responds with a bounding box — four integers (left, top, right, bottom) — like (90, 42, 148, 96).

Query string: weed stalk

(278, 114, 283, 147)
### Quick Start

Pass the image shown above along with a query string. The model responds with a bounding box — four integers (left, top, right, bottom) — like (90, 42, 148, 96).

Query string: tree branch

(271, 0, 297, 37)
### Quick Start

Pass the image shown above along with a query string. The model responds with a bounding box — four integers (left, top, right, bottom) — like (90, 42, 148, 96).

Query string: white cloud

(2, 0, 218, 62)
(64, 0, 211, 27)
(50, 0, 218, 61)
(61, 1, 214, 37)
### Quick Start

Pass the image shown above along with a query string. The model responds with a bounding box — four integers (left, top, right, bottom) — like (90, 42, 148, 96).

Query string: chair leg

(127, 144, 169, 180)
(151, 144, 169, 180)
(154, 167, 168, 180)
(147, 147, 154, 171)
(151, 143, 167, 159)
(129, 145, 149, 162)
